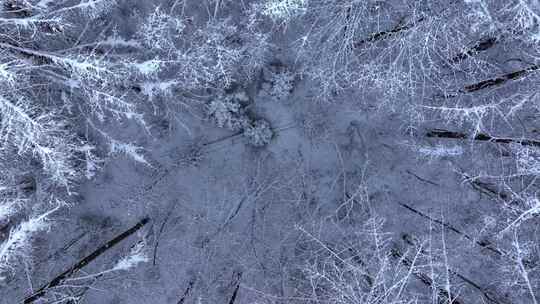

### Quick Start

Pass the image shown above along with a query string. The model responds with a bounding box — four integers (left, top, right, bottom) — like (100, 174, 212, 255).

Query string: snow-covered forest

(0, 0, 539, 303)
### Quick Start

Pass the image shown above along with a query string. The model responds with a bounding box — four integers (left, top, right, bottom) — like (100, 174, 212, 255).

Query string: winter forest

(0, 0, 540, 303)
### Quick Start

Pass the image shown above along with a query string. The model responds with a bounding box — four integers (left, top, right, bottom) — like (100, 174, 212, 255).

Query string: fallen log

(227, 272, 243, 304)
(426, 129, 540, 148)
(177, 280, 194, 304)
(450, 37, 498, 63)
(397, 202, 503, 256)
(354, 17, 425, 48)
(23, 217, 150, 304)
(460, 65, 540, 93)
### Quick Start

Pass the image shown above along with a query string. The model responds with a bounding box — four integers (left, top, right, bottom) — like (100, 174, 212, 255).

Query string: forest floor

(12, 76, 512, 304)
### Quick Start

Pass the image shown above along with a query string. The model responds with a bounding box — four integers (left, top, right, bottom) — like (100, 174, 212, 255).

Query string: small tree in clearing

(206, 96, 250, 132)
(243, 119, 274, 147)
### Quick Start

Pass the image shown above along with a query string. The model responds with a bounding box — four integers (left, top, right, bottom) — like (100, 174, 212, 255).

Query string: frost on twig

(415, 144, 463, 161)
(260, 0, 308, 23)
(0, 205, 60, 283)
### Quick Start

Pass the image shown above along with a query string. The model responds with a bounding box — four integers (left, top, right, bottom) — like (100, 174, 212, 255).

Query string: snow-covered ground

(2, 1, 539, 304)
